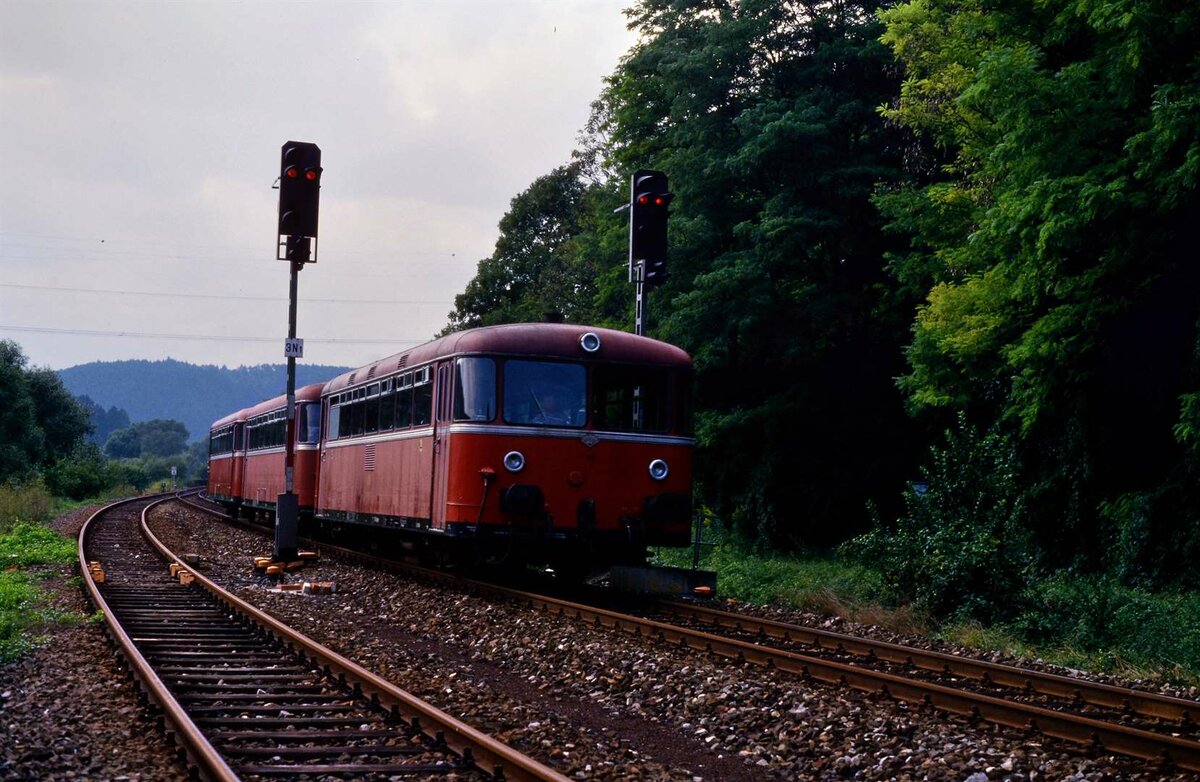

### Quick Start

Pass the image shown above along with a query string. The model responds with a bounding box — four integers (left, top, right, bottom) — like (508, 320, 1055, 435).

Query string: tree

(0, 340, 91, 482)
(445, 163, 592, 331)
(592, 0, 917, 547)
(877, 0, 1200, 582)
(105, 419, 190, 459)
(135, 419, 189, 457)
(77, 395, 131, 447)
(104, 428, 141, 459)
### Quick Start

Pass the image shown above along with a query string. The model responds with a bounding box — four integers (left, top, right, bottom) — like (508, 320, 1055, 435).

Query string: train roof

(210, 409, 247, 430)
(242, 383, 324, 419)
(208, 383, 324, 430)
(323, 323, 691, 395)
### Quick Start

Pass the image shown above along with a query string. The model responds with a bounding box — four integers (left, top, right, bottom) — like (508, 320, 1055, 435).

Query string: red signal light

(305, 168, 319, 181)
(637, 195, 650, 206)
(285, 166, 299, 179)
(654, 196, 665, 206)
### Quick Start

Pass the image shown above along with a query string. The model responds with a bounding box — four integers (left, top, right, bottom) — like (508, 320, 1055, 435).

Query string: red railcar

(207, 323, 694, 570)
(207, 408, 248, 512)
(316, 323, 693, 568)
(238, 383, 324, 516)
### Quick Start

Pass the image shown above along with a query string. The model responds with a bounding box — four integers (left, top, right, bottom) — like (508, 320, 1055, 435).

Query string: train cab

(317, 323, 693, 568)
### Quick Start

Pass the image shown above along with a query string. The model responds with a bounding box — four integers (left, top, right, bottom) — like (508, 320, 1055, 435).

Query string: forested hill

(57, 359, 352, 443)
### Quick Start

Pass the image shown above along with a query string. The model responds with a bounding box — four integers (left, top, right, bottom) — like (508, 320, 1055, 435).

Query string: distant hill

(58, 359, 353, 443)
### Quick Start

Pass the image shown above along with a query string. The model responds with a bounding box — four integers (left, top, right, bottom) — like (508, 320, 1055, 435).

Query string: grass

(0, 519, 83, 663)
(654, 520, 1200, 686)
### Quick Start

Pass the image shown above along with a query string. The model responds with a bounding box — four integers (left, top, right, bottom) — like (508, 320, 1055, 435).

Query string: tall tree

(445, 163, 593, 331)
(593, 0, 915, 546)
(878, 0, 1200, 582)
(0, 340, 91, 481)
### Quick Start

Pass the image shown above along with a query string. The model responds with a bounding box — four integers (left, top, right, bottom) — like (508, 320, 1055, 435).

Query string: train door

(430, 362, 454, 530)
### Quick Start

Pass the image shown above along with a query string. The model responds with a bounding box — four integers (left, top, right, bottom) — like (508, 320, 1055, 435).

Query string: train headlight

(648, 458, 669, 481)
(503, 451, 526, 473)
(579, 332, 601, 353)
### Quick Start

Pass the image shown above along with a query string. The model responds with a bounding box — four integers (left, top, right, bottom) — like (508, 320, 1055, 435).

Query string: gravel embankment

(143, 503, 1193, 781)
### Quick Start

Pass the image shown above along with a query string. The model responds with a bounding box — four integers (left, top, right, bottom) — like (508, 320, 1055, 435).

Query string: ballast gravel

(141, 504, 1193, 782)
(3, 501, 1194, 780)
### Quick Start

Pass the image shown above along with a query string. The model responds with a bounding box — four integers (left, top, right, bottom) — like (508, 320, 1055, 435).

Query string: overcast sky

(1, 0, 637, 371)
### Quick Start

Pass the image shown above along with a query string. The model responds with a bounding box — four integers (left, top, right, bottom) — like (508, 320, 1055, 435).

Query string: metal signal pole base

(274, 492, 299, 562)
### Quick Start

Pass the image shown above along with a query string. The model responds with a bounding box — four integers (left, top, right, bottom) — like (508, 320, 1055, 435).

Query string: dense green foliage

(1, 340, 92, 483)
(444, 0, 1200, 635)
(446, 163, 592, 330)
(876, 0, 1200, 594)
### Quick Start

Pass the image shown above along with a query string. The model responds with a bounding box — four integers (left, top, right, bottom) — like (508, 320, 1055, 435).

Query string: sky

(0, 0, 637, 371)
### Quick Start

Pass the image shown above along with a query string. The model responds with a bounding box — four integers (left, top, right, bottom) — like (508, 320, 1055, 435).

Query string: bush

(43, 445, 123, 501)
(0, 520, 77, 566)
(1012, 574, 1200, 673)
(843, 415, 1035, 623)
(0, 480, 56, 533)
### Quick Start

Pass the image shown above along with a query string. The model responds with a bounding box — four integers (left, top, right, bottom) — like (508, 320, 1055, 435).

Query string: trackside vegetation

(0, 521, 81, 663)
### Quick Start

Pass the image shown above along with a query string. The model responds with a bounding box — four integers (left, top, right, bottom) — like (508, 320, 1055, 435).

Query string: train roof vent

(396, 355, 408, 371)
(366, 365, 377, 380)
(347, 372, 357, 384)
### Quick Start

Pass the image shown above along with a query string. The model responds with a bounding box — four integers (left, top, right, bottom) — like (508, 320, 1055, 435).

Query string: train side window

(379, 380, 395, 431)
(365, 383, 380, 434)
(413, 371, 433, 427)
(395, 374, 414, 429)
(349, 389, 365, 436)
(327, 399, 340, 440)
(454, 358, 496, 421)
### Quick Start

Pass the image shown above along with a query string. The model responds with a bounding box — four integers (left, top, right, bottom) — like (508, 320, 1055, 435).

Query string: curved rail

(179, 494, 1200, 771)
(79, 494, 239, 781)
(82, 493, 570, 782)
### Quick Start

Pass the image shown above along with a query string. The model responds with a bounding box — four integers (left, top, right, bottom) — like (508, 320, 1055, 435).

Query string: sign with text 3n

(284, 338, 304, 358)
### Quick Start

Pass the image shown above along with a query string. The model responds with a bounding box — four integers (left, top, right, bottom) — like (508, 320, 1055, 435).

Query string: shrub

(0, 480, 56, 533)
(843, 414, 1035, 623)
(1012, 574, 1200, 673)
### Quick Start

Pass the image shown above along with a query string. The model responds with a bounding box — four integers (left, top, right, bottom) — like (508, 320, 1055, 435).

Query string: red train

(208, 323, 694, 570)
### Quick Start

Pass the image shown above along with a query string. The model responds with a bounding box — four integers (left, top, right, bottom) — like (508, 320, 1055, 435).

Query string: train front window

(503, 360, 586, 427)
(591, 365, 673, 432)
(454, 358, 496, 421)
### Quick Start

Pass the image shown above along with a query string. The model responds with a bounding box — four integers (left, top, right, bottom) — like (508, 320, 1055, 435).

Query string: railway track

(178, 493, 1200, 772)
(80, 493, 569, 781)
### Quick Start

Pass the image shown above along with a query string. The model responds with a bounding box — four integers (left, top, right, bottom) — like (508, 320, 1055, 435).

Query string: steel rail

(178, 494, 1200, 770)
(505, 589, 1200, 771)
(79, 494, 240, 782)
(143, 497, 569, 782)
(655, 600, 1199, 725)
